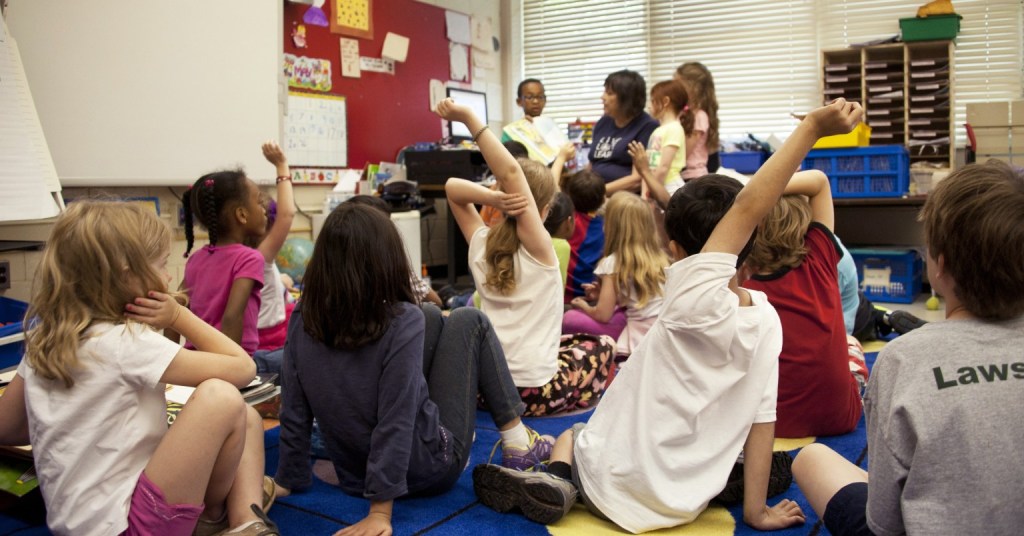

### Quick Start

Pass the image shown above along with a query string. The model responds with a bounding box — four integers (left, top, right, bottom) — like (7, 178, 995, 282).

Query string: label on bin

(862, 266, 892, 293)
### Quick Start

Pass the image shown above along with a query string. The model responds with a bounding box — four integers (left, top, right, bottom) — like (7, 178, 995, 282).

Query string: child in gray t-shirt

(793, 160, 1024, 536)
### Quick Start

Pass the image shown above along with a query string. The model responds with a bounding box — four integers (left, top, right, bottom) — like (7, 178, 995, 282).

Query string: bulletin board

(284, 0, 450, 168)
(285, 92, 348, 168)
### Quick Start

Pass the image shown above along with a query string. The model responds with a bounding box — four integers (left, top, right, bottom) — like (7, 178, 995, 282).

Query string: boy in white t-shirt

(472, 98, 863, 533)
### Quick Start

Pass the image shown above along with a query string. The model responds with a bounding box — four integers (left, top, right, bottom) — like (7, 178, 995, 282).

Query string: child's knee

(792, 443, 831, 479)
(192, 379, 246, 416)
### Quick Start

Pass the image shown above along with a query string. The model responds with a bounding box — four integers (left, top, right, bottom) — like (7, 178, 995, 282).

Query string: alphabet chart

(285, 92, 347, 168)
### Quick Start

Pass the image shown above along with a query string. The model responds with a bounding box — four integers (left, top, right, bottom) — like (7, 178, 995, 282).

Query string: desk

(834, 196, 927, 247)
(406, 150, 489, 285)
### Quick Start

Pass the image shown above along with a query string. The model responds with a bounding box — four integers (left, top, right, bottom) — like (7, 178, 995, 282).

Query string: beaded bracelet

(276, 175, 292, 184)
(472, 125, 490, 143)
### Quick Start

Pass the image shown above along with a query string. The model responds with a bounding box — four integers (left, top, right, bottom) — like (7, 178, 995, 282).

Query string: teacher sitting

(589, 70, 659, 195)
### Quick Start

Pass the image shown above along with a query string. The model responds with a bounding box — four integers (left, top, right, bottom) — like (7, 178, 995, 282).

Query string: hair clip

(204, 179, 214, 188)
(683, 104, 690, 113)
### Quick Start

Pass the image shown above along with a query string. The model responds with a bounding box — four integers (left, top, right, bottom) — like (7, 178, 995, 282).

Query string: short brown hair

(919, 160, 1024, 320)
(563, 169, 606, 214)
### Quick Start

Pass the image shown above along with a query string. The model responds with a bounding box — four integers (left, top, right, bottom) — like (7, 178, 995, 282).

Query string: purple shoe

(501, 427, 555, 471)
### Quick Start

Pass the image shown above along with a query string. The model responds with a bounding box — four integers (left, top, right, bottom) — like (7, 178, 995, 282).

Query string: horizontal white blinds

(647, 0, 820, 140)
(522, 0, 1023, 145)
(522, 0, 649, 129)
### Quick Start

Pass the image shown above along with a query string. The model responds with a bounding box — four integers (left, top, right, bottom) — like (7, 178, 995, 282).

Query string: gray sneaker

(473, 464, 578, 525)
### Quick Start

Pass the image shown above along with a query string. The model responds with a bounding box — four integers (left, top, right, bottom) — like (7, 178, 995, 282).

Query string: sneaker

(885, 310, 928, 335)
(473, 464, 577, 525)
(712, 451, 794, 506)
(500, 428, 555, 471)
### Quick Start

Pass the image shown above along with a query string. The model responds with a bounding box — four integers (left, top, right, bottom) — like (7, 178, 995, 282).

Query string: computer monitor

(445, 87, 488, 141)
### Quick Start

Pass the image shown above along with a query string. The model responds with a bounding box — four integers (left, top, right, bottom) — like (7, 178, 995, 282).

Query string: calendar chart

(285, 92, 347, 168)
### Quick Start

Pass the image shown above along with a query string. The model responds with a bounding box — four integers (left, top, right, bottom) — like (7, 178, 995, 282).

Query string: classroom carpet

(0, 341, 887, 535)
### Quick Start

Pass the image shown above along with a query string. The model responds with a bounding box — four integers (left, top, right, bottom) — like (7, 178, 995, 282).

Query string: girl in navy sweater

(274, 203, 553, 535)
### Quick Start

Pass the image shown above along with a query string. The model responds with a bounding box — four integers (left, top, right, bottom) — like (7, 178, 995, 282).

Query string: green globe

(276, 237, 315, 284)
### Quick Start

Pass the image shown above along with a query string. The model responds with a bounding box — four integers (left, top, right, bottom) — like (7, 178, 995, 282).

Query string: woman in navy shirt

(589, 70, 659, 195)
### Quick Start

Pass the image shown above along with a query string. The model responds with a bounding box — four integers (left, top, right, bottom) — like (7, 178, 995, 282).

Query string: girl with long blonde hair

(0, 201, 276, 536)
(568, 192, 670, 357)
(439, 98, 616, 417)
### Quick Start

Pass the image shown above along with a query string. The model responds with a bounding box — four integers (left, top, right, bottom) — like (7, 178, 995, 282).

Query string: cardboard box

(1013, 100, 1024, 126)
(972, 126, 1010, 154)
(967, 102, 1010, 128)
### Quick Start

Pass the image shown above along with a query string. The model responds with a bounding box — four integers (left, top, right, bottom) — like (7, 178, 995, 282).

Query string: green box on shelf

(899, 14, 962, 42)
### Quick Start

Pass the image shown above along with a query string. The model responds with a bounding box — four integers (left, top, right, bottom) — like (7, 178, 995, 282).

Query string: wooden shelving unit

(822, 40, 955, 169)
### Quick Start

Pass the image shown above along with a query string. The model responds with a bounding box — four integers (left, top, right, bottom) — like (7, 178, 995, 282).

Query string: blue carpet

(0, 352, 880, 535)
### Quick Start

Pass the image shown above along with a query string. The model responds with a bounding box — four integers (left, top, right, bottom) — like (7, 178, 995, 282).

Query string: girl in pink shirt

(675, 62, 720, 181)
(182, 167, 268, 357)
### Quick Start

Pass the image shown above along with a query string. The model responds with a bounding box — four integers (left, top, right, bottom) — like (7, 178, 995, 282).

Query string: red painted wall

(283, 0, 450, 168)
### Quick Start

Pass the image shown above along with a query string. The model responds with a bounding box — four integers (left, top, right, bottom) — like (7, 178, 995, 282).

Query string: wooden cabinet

(822, 41, 955, 169)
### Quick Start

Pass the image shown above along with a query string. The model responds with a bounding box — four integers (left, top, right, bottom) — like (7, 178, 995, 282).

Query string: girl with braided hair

(181, 161, 268, 358)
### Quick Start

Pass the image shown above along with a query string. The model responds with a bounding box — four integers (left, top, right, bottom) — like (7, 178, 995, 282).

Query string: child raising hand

(438, 98, 616, 417)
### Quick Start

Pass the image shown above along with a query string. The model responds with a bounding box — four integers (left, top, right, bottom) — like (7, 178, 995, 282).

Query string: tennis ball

(926, 295, 940, 310)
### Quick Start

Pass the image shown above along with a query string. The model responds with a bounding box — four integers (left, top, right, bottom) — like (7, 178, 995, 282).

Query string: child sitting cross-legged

(273, 203, 555, 536)
(440, 99, 616, 417)
(793, 160, 1024, 535)
(470, 98, 863, 533)
(742, 170, 868, 438)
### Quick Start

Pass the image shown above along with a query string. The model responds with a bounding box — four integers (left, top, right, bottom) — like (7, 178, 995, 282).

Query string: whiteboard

(285, 92, 348, 168)
(5, 1, 282, 186)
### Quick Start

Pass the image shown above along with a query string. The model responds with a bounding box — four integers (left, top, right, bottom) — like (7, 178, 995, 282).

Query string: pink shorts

(120, 471, 204, 536)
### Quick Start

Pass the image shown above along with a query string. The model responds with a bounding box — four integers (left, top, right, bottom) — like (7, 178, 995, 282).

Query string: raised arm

(703, 99, 861, 256)
(782, 170, 834, 231)
(258, 141, 296, 262)
(437, 99, 555, 266)
(550, 143, 576, 189)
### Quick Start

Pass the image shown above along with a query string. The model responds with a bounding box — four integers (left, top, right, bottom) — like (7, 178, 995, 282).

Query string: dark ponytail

(183, 187, 195, 257)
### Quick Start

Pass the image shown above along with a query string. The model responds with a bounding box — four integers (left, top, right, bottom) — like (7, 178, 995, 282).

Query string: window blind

(521, 0, 1023, 146)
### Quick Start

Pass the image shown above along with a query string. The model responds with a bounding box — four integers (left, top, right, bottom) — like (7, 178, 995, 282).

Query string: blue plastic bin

(802, 145, 909, 198)
(849, 248, 922, 304)
(0, 297, 28, 370)
(721, 151, 770, 174)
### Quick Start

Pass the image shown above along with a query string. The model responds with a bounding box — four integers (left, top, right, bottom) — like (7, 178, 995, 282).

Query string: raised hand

(262, 141, 287, 168)
(434, 98, 474, 125)
(804, 98, 864, 139)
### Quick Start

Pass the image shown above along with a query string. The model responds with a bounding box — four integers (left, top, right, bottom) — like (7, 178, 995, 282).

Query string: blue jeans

(252, 348, 283, 375)
(417, 304, 526, 493)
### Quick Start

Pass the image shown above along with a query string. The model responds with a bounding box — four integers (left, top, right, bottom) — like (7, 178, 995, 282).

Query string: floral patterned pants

(518, 333, 616, 417)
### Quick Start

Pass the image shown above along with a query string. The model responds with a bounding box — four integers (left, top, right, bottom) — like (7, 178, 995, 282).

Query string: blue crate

(0, 297, 28, 370)
(720, 151, 770, 174)
(802, 145, 909, 198)
(849, 248, 922, 304)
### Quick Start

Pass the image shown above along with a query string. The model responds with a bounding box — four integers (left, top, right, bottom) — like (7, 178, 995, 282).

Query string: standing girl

(182, 164, 268, 361)
(439, 98, 616, 417)
(566, 192, 669, 357)
(675, 62, 720, 180)
(274, 203, 553, 536)
(1, 201, 275, 536)
(627, 81, 691, 209)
